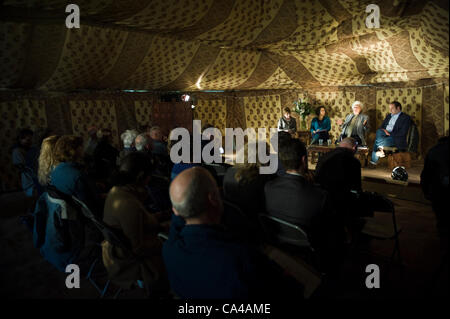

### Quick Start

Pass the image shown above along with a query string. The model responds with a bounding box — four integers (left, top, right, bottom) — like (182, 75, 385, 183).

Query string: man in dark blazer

(264, 139, 343, 271)
(370, 101, 411, 165)
(315, 137, 362, 228)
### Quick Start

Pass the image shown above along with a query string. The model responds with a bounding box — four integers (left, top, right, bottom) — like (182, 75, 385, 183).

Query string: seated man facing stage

(277, 107, 297, 135)
(163, 167, 302, 299)
(370, 101, 411, 166)
(310, 106, 331, 144)
(315, 137, 362, 229)
(264, 139, 343, 271)
(337, 101, 369, 146)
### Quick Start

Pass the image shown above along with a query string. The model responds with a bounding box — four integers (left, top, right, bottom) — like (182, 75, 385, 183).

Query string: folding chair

(71, 195, 153, 298)
(258, 214, 318, 268)
(355, 195, 403, 266)
(222, 200, 262, 244)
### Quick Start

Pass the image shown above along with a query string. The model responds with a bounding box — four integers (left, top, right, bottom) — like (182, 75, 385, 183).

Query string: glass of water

(327, 139, 332, 146)
(319, 139, 323, 145)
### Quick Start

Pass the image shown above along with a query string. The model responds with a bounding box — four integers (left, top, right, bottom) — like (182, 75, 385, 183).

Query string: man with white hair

(163, 167, 302, 299)
(118, 129, 138, 164)
(337, 101, 369, 146)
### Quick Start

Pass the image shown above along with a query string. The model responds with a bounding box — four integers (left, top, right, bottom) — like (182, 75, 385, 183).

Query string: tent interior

(0, 0, 448, 301)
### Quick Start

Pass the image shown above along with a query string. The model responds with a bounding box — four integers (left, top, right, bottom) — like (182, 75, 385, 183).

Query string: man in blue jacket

(370, 101, 411, 166)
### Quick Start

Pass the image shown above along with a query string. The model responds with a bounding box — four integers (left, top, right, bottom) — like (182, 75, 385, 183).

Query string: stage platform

(309, 159, 427, 204)
(309, 159, 423, 185)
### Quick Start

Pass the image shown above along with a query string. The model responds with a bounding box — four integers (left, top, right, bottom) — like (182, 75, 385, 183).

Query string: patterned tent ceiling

(0, 0, 448, 92)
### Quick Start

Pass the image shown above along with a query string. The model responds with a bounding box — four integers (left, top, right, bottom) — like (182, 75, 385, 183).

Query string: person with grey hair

(337, 101, 369, 146)
(134, 133, 152, 153)
(118, 129, 138, 165)
(162, 167, 301, 299)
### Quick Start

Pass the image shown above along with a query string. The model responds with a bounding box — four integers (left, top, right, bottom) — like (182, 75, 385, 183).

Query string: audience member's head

(97, 128, 112, 143)
(277, 131, 292, 149)
(121, 129, 139, 149)
(170, 167, 223, 224)
(38, 135, 61, 185)
(135, 133, 152, 152)
(339, 137, 357, 153)
(149, 126, 163, 142)
(17, 128, 34, 148)
(279, 138, 307, 173)
(113, 152, 153, 187)
(234, 142, 267, 184)
(53, 135, 84, 165)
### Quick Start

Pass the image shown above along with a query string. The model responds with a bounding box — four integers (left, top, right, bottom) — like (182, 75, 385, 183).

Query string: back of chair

(222, 200, 261, 243)
(70, 196, 132, 253)
(259, 214, 311, 248)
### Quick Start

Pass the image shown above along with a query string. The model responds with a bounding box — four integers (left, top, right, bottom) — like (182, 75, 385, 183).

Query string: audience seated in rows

(102, 152, 169, 291)
(264, 138, 343, 271)
(163, 167, 303, 299)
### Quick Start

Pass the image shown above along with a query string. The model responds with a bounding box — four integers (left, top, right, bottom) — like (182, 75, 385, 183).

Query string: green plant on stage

(293, 99, 313, 129)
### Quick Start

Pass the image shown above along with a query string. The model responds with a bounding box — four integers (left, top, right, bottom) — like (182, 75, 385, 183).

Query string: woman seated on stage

(310, 106, 331, 144)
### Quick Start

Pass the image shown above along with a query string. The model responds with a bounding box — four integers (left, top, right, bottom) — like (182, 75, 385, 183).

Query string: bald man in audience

(163, 167, 302, 299)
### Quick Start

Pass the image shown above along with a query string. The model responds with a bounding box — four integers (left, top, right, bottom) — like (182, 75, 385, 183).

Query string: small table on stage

(307, 144, 370, 167)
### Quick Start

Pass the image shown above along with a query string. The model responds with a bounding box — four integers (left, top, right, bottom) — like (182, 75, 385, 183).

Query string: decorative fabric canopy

(0, 0, 448, 91)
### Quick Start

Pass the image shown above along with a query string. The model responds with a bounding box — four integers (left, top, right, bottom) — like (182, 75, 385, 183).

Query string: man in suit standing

(337, 101, 370, 146)
(370, 101, 411, 166)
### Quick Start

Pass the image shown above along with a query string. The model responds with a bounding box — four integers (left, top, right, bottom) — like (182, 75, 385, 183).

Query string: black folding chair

(221, 200, 262, 244)
(71, 196, 152, 298)
(355, 194, 403, 266)
(258, 214, 320, 269)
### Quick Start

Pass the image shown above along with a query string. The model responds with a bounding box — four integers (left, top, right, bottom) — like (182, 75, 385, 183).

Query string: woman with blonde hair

(50, 135, 100, 216)
(37, 135, 61, 186)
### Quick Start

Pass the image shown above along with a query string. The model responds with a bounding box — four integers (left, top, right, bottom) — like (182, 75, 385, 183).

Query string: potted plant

(293, 99, 313, 130)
